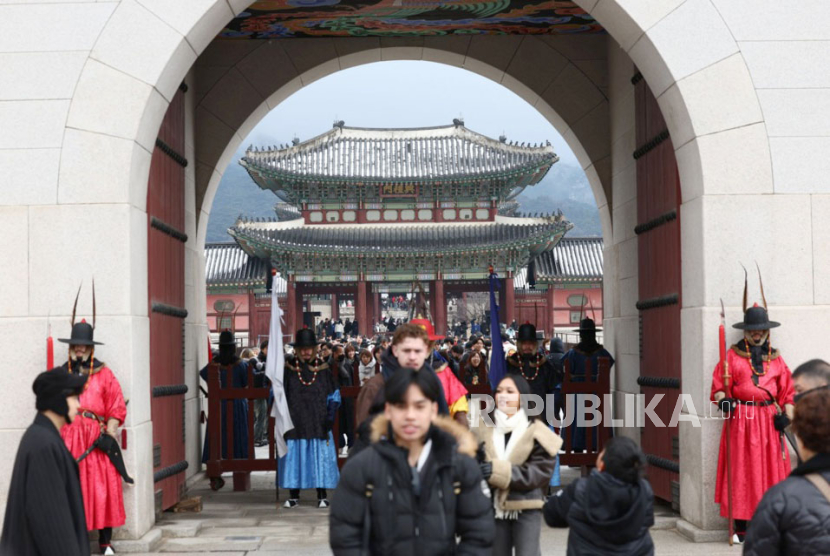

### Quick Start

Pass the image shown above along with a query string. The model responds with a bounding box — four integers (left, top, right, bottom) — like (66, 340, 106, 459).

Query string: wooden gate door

(633, 73, 682, 509)
(147, 84, 189, 511)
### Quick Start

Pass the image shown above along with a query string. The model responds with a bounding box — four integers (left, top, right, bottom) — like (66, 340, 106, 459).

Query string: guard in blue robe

(279, 328, 340, 508)
(562, 318, 614, 452)
(200, 330, 249, 490)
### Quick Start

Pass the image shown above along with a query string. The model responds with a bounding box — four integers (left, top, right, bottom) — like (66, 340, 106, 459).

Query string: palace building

(228, 121, 575, 337)
(204, 236, 604, 345)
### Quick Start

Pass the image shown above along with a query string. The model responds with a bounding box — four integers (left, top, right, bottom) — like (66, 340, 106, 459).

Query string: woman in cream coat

(474, 374, 562, 556)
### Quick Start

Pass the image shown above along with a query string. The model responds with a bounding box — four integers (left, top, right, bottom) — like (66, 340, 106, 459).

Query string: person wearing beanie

(1, 369, 90, 556)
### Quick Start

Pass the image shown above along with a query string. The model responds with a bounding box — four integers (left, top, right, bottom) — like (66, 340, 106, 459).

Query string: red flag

(46, 321, 54, 369)
(46, 336, 54, 369)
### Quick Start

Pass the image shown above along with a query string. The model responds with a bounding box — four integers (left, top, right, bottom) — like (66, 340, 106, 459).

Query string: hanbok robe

(710, 344, 794, 520)
(60, 360, 127, 531)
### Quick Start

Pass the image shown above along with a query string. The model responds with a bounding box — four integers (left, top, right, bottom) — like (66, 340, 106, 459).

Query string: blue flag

(488, 271, 507, 392)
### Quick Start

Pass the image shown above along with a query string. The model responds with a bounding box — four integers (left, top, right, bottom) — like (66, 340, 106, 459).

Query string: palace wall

(2, 0, 830, 541)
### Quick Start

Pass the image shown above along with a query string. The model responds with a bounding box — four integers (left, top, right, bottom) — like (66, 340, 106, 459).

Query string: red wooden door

(147, 84, 189, 511)
(634, 73, 682, 508)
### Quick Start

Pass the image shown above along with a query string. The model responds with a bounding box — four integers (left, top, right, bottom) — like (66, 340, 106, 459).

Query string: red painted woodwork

(331, 293, 339, 320)
(635, 76, 682, 504)
(503, 276, 515, 325)
(286, 277, 297, 335)
(205, 363, 277, 479)
(356, 281, 368, 336)
(559, 357, 612, 468)
(515, 291, 548, 333)
(432, 279, 446, 336)
(147, 88, 186, 510)
(293, 282, 304, 331)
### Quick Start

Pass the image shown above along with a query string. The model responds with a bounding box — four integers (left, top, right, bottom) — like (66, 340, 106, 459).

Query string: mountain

(515, 163, 602, 237)
(206, 162, 279, 243)
(206, 158, 602, 242)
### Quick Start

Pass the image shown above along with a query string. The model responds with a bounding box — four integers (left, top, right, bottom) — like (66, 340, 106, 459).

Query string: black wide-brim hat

(218, 330, 236, 347)
(733, 306, 780, 330)
(517, 323, 539, 342)
(291, 328, 318, 348)
(573, 318, 601, 333)
(58, 322, 102, 346)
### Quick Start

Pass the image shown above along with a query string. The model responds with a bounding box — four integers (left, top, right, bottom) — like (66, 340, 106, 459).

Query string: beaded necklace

(743, 339, 772, 377)
(519, 354, 544, 382)
(295, 358, 322, 387)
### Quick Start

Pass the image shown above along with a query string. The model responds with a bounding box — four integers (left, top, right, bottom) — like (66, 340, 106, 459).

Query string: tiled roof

(204, 243, 285, 294)
(274, 203, 302, 221)
(514, 237, 604, 286)
(230, 216, 571, 255)
(241, 123, 557, 181)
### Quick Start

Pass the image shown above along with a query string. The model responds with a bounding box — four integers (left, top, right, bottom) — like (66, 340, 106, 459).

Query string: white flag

(265, 282, 294, 458)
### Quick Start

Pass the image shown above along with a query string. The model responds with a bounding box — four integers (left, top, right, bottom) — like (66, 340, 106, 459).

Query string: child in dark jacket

(543, 437, 655, 555)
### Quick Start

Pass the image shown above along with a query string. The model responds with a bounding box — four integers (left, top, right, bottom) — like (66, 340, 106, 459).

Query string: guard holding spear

(710, 269, 795, 544)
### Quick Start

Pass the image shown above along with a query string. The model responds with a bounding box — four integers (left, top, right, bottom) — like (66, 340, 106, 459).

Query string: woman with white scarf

(473, 375, 562, 556)
(356, 348, 377, 386)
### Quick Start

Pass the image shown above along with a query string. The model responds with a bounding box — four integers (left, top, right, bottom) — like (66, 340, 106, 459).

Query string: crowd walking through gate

(2, 279, 830, 555)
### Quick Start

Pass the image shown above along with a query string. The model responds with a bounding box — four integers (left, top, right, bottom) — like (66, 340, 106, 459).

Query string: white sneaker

(283, 499, 299, 508)
(103, 547, 116, 555)
(318, 499, 330, 508)
(732, 533, 745, 545)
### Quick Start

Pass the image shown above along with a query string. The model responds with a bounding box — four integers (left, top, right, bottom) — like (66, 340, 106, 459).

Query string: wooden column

(247, 290, 257, 347)
(286, 276, 297, 335)
(503, 275, 515, 328)
(295, 283, 305, 331)
(356, 280, 368, 336)
(331, 293, 339, 320)
(365, 285, 375, 334)
(546, 286, 556, 335)
(432, 279, 446, 336)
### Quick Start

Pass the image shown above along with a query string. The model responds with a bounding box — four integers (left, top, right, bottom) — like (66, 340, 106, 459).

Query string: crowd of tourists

(2, 290, 829, 555)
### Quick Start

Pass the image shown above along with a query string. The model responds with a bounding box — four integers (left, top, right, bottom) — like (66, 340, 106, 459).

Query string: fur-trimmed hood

(369, 414, 478, 459)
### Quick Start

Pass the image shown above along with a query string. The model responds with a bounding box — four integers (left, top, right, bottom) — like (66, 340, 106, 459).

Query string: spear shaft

(720, 299, 734, 546)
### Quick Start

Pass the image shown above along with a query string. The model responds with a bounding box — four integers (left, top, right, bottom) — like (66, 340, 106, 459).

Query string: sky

(234, 60, 580, 167)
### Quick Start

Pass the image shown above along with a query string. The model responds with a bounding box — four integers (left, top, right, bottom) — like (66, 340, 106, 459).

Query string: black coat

(544, 470, 654, 555)
(506, 353, 561, 408)
(284, 355, 336, 440)
(744, 452, 830, 556)
(0, 414, 90, 556)
(330, 415, 494, 556)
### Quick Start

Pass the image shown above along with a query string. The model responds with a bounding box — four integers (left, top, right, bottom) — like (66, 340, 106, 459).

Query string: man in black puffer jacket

(744, 388, 830, 555)
(543, 436, 654, 555)
(330, 367, 493, 555)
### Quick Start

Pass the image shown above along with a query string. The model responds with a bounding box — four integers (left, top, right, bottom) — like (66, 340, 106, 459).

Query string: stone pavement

(115, 470, 743, 555)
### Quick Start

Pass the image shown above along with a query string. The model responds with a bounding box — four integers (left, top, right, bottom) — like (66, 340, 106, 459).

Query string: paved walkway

(119, 471, 742, 555)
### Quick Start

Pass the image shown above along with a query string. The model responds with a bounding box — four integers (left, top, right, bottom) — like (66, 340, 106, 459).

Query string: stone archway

(38, 0, 780, 540)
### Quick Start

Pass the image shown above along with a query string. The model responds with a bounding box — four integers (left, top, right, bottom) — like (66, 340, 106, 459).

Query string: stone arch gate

(3, 0, 828, 543)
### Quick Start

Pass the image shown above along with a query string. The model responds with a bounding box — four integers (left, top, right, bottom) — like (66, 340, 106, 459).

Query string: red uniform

(710, 347, 794, 520)
(61, 365, 127, 531)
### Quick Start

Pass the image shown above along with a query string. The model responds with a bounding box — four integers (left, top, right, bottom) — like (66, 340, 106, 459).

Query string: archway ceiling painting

(219, 0, 603, 39)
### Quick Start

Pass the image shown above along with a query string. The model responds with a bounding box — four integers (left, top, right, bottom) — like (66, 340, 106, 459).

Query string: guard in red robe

(711, 302, 794, 544)
(59, 318, 128, 555)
